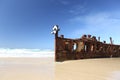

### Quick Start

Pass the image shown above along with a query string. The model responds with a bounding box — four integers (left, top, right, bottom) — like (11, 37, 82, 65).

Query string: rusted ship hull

(56, 36, 120, 61)
(52, 25, 120, 61)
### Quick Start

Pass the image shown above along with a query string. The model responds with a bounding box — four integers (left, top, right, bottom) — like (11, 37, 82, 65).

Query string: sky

(0, 0, 120, 50)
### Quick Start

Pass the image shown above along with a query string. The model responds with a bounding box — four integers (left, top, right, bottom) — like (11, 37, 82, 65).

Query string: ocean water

(0, 48, 54, 57)
(0, 48, 55, 80)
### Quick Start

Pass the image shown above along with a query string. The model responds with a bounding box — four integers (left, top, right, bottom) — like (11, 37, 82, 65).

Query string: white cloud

(56, 0, 70, 5)
(69, 2, 87, 15)
(70, 11, 120, 44)
(0, 48, 54, 57)
(60, 0, 69, 5)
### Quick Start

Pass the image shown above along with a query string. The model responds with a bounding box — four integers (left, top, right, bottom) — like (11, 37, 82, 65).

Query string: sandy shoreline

(0, 57, 120, 80)
(55, 58, 120, 80)
(0, 57, 54, 80)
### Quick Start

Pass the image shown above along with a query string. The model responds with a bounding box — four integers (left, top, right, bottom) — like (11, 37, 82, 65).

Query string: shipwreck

(51, 25, 120, 61)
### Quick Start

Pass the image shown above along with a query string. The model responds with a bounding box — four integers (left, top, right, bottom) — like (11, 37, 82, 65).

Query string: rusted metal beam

(52, 26, 120, 62)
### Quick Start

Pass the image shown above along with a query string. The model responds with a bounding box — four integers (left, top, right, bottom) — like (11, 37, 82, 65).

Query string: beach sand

(55, 58, 120, 80)
(0, 57, 120, 80)
(0, 57, 54, 80)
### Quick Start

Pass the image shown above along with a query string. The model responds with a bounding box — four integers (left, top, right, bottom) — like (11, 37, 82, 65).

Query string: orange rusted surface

(51, 25, 120, 61)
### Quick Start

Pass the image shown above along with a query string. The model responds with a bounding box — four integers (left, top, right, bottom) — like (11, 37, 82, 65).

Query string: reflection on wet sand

(0, 57, 120, 80)
(55, 58, 120, 80)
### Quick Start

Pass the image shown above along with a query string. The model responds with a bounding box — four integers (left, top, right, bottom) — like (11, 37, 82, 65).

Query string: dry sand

(0, 57, 54, 80)
(0, 57, 120, 80)
(55, 58, 120, 80)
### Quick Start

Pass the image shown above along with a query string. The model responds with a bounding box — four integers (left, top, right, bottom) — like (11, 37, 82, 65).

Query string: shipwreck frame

(51, 25, 120, 61)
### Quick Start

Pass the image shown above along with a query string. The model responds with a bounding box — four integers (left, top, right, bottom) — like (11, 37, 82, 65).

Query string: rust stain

(51, 25, 120, 62)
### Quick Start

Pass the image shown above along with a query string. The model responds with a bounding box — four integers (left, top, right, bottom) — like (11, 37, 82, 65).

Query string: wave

(0, 48, 54, 57)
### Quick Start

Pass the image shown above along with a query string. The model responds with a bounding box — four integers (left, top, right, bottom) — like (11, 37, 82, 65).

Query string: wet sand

(0, 57, 120, 80)
(0, 57, 54, 80)
(55, 58, 120, 80)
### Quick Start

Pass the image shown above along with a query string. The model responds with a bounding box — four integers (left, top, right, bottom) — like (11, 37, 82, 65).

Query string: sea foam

(0, 48, 54, 57)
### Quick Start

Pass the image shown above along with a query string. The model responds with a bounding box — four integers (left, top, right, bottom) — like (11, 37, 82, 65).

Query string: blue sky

(0, 0, 120, 49)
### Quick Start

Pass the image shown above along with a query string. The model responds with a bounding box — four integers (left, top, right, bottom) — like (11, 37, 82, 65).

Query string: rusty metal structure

(51, 25, 120, 61)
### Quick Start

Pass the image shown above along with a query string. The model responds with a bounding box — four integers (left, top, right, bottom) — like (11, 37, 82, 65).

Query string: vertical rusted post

(51, 25, 60, 61)
(98, 37, 100, 41)
(110, 37, 113, 44)
(55, 30, 58, 61)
